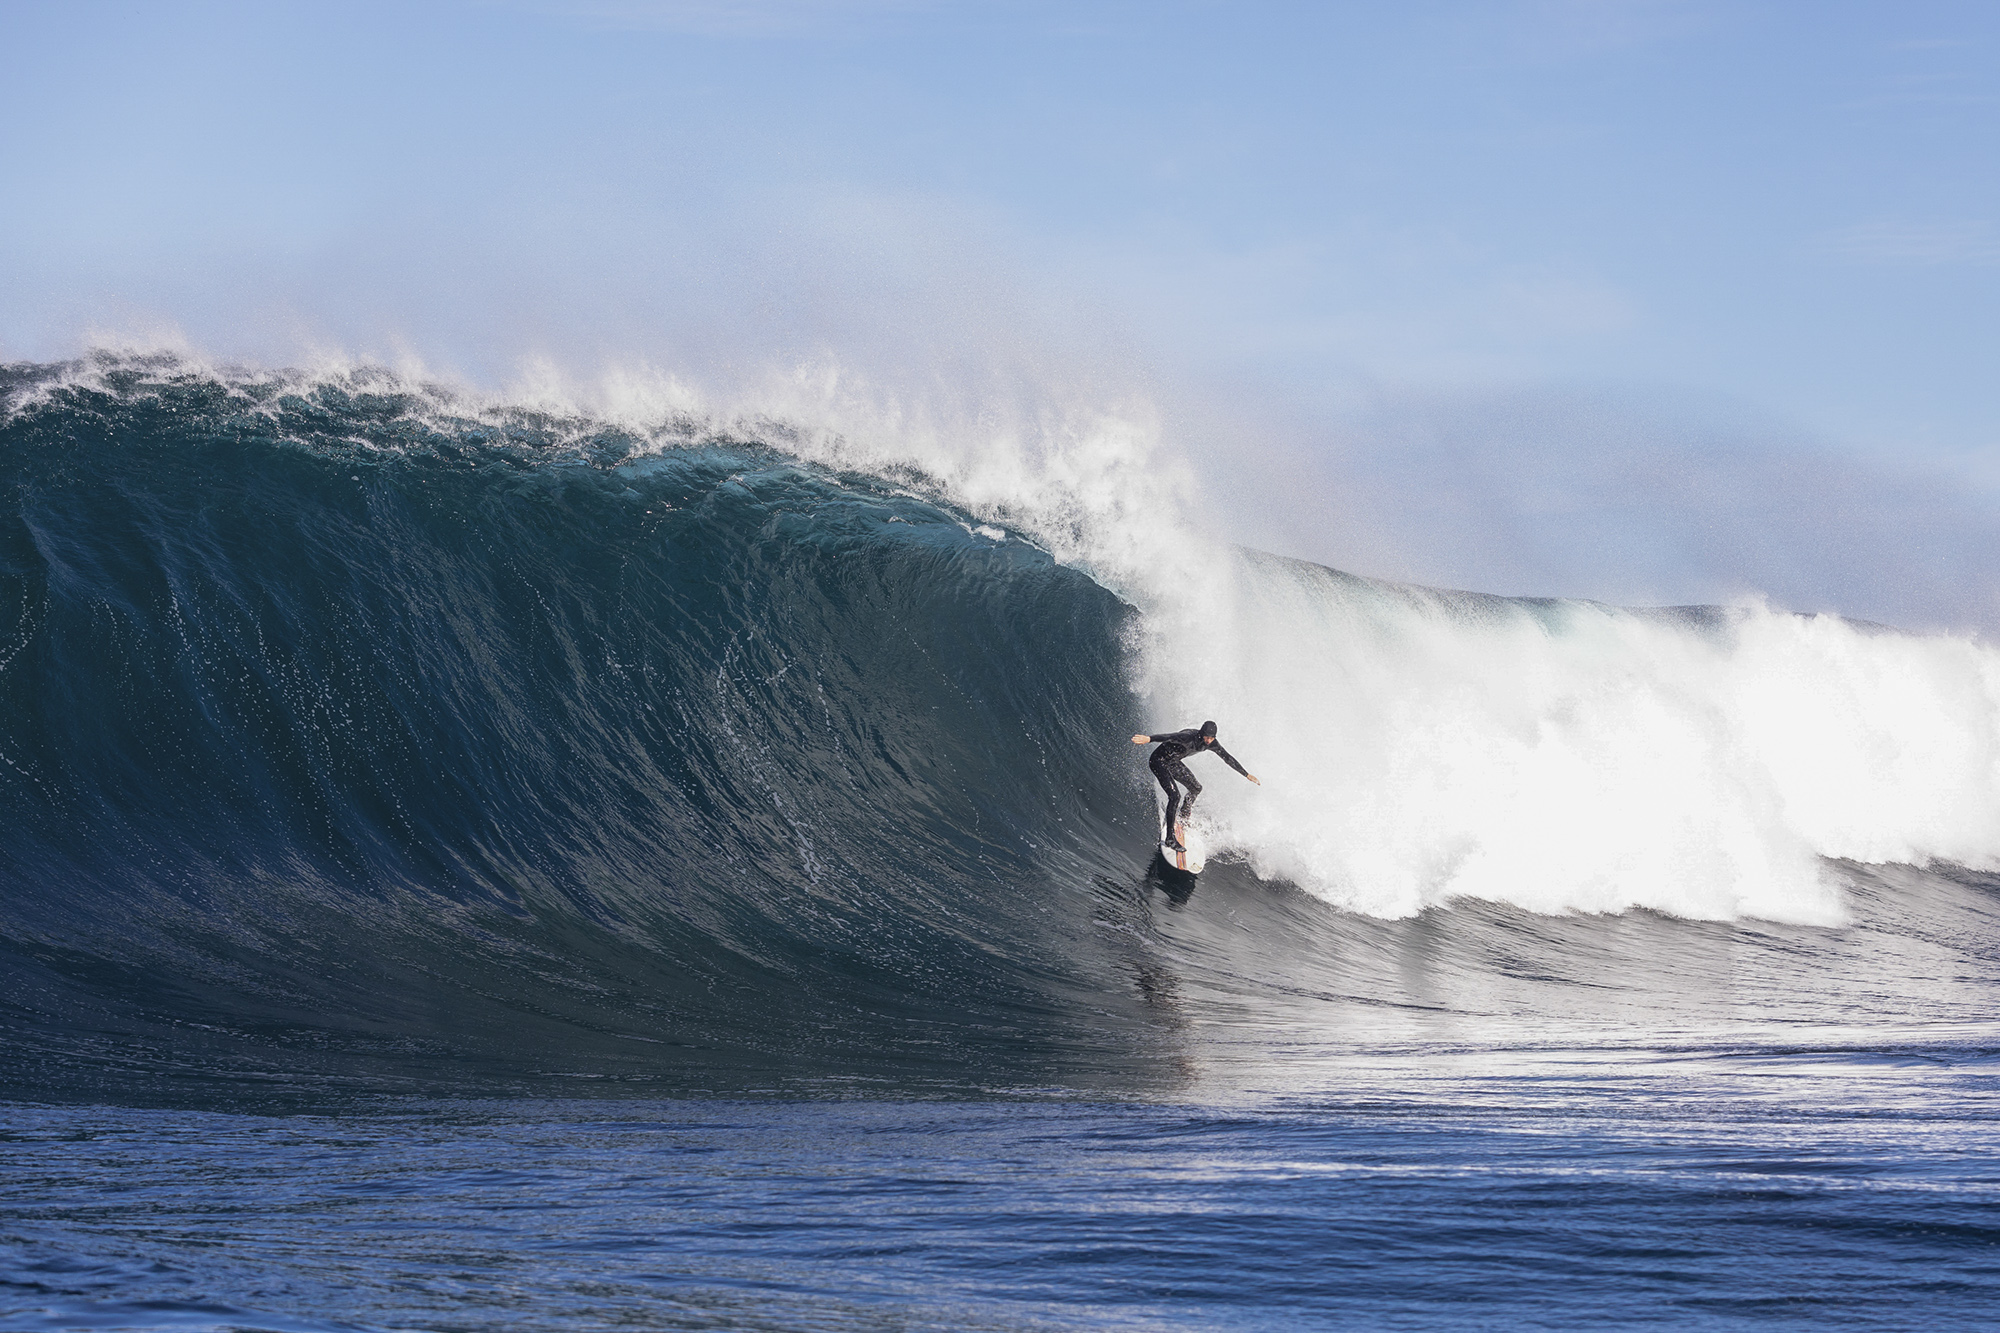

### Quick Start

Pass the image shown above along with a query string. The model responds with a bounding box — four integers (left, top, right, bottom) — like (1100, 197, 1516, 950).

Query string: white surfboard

(1157, 804, 1207, 875)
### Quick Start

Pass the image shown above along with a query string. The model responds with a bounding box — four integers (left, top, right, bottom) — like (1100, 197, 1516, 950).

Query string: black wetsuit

(1144, 730, 1249, 844)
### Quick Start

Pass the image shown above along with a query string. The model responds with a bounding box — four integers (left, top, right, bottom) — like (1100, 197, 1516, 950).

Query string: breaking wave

(3, 353, 1998, 1100)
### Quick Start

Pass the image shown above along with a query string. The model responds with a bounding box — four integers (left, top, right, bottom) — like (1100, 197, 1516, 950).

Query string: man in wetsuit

(1130, 721, 1260, 852)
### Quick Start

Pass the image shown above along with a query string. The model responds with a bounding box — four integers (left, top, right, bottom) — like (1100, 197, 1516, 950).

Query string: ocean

(3, 354, 1999, 1329)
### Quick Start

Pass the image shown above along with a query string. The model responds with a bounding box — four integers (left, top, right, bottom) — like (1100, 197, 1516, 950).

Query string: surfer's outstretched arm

(1211, 743, 1262, 785)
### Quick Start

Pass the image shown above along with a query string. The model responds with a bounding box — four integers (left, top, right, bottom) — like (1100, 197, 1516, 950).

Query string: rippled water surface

(8, 1051, 2000, 1332)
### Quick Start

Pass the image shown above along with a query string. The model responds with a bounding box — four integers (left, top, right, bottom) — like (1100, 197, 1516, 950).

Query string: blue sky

(6, 1, 1999, 624)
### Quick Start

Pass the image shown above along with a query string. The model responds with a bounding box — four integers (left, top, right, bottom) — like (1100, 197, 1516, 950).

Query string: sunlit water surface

(8, 1030, 2000, 1333)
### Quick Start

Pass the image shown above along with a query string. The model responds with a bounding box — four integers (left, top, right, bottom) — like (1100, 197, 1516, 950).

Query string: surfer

(1131, 721, 1260, 852)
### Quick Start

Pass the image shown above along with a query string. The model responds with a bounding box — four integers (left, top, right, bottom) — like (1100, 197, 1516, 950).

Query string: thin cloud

(1888, 37, 1972, 52)
(1813, 220, 2000, 266)
(1501, 0, 1722, 61)
(500, 0, 944, 36)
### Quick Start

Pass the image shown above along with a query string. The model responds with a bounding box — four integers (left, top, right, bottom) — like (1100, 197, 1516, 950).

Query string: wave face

(0, 359, 1178, 1099)
(5, 355, 2000, 1102)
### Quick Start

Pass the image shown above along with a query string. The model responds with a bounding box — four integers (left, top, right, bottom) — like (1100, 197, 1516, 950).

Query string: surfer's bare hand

(1131, 734, 1149, 744)
(1248, 774, 1261, 785)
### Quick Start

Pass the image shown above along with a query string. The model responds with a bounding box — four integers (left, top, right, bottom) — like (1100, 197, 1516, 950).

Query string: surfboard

(1157, 810, 1207, 875)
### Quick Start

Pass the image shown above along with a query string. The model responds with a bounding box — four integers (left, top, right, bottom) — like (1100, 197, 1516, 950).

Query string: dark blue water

(5, 356, 2000, 1329)
(9, 1072, 2000, 1331)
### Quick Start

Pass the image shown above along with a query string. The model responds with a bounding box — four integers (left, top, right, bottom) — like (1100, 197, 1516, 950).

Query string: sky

(5, 0, 1999, 627)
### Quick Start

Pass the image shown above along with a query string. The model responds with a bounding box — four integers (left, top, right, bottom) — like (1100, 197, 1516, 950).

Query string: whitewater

(502, 358, 2000, 926)
(7, 351, 2000, 1330)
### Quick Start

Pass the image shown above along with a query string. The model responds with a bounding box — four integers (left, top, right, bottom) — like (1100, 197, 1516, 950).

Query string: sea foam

(1134, 557, 2000, 922)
